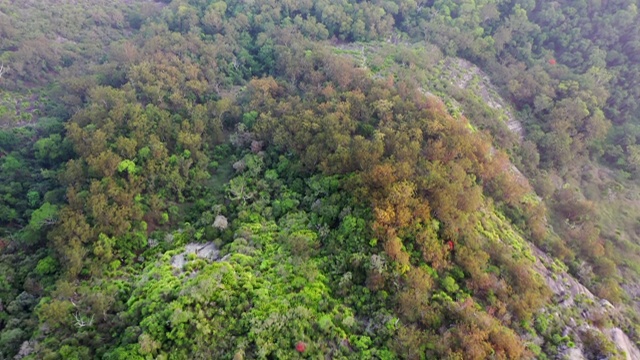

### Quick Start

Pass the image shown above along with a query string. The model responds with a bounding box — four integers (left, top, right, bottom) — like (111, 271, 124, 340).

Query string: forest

(1, 0, 640, 358)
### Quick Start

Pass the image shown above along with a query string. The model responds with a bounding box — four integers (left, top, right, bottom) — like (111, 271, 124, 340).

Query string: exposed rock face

(607, 328, 640, 360)
(531, 246, 596, 307)
(444, 55, 640, 360)
(171, 242, 219, 269)
(334, 44, 639, 358)
(564, 347, 586, 360)
(15, 340, 35, 359)
(441, 57, 524, 140)
(531, 245, 640, 360)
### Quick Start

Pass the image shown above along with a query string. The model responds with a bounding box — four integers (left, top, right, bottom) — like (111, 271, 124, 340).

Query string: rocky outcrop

(441, 57, 524, 139)
(531, 244, 640, 360)
(607, 328, 640, 360)
(171, 242, 219, 269)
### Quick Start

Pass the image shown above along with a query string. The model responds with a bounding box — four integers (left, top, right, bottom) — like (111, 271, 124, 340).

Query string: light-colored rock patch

(171, 242, 219, 269)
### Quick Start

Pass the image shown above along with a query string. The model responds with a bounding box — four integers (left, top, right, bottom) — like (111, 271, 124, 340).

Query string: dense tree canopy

(1, 0, 640, 359)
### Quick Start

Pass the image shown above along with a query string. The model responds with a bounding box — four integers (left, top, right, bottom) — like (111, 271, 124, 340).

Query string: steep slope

(333, 40, 640, 358)
(2, 0, 640, 359)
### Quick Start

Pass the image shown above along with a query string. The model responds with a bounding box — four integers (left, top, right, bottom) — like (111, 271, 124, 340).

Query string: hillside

(2, 0, 640, 359)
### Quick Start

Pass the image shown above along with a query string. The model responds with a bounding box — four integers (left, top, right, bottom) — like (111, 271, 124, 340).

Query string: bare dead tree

(0, 63, 8, 79)
(73, 312, 94, 328)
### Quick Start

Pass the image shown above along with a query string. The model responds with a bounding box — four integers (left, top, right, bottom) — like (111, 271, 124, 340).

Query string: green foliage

(27, 190, 40, 208)
(117, 159, 136, 174)
(441, 276, 459, 294)
(34, 134, 69, 165)
(241, 111, 258, 129)
(2, 0, 639, 359)
(35, 256, 58, 276)
(28, 202, 58, 231)
(119, 215, 382, 359)
(0, 329, 27, 355)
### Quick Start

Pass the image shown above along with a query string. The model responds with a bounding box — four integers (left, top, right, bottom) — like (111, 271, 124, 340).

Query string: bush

(441, 276, 459, 294)
(35, 256, 59, 276)
(0, 328, 27, 354)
